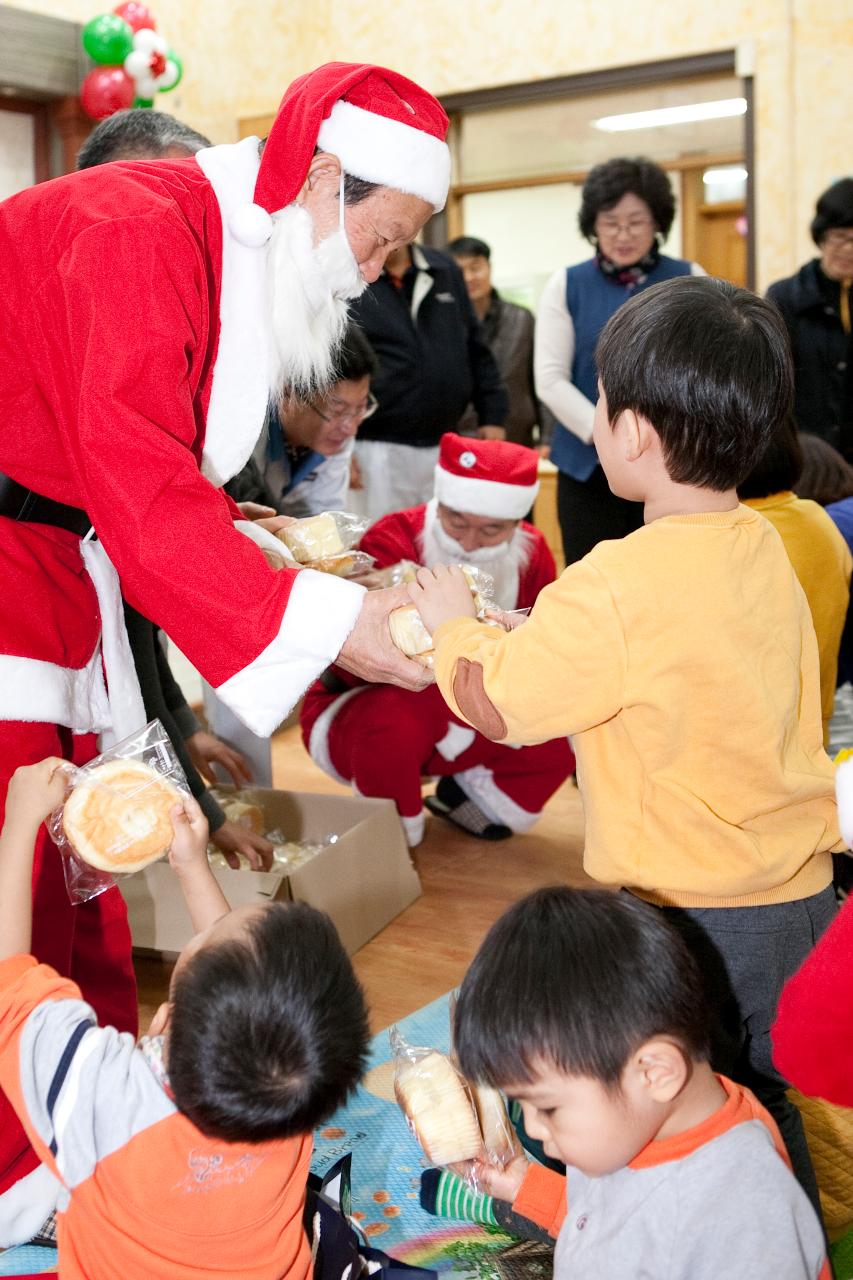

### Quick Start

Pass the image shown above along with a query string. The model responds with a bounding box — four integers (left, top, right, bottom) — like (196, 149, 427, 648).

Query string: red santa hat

(232, 62, 450, 248)
(433, 434, 540, 521)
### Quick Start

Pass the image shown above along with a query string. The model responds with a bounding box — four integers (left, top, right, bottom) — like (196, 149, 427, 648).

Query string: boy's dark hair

(579, 157, 676, 241)
(796, 433, 853, 507)
(455, 887, 709, 1091)
(448, 236, 491, 261)
(77, 109, 211, 169)
(168, 902, 369, 1143)
(737, 417, 803, 499)
(595, 276, 794, 491)
(333, 322, 378, 383)
(810, 177, 853, 246)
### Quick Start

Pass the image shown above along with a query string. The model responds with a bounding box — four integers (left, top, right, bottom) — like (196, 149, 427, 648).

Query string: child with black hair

(0, 757, 369, 1278)
(453, 887, 829, 1280)
(407, 276, 843, 1216)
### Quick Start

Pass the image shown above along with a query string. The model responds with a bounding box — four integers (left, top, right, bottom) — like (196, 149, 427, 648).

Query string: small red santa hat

(231, 62, 450, 248)
(433, 433, 540, 521)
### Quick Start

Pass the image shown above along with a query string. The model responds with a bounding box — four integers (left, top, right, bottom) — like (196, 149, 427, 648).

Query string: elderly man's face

(437, 503, 518, 552)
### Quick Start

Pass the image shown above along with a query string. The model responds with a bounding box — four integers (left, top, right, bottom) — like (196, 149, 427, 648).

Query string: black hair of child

(738, 415, 804, 500)
(168, 901, 370, 1143)
(454, 887, 709, 1091)
(595, 275, 794, 492)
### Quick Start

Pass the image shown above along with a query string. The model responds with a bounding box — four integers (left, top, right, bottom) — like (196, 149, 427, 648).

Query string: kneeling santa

(301, 435, 575, 845)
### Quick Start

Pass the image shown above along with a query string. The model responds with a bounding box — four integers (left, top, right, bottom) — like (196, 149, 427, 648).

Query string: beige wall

(7, 0, 851, 287)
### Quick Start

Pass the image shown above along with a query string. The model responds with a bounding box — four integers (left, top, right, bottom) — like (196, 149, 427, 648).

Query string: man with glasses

(227, 323, 378, 517)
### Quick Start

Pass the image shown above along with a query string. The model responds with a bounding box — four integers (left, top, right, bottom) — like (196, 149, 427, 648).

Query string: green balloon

(159, 50, 183, 92)
(133, 97, 155, 109)
(82, 14, 134, 66)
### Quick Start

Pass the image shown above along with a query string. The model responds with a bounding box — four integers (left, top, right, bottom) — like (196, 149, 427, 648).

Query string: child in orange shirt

(0, 758, 369, 1278)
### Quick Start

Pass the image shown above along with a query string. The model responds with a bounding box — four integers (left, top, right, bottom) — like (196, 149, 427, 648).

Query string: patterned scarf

(595, 240, 661, 289)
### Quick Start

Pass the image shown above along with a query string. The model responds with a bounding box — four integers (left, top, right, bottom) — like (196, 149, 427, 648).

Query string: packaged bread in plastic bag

(391, 1026, 485, 1169)
(275, 511, 368, 567)
(388, 565, 498, 667)
(46, 719, 190, 904)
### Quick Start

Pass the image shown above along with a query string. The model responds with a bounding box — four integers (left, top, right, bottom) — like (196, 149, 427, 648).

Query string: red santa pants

(304, 683, 574, 838)
(0, 720, 137, 1203)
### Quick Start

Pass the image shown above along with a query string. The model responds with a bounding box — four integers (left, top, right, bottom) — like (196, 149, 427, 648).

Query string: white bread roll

(278, 513, 344, 563)
(389, 605, 434, 661)
(62, 759, 182, 873)
(395, 1050, 484, 1166)
(469, 1082, 517, 1165)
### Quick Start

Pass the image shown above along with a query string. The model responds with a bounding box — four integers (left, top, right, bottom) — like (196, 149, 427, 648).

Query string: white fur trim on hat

(433, 469, 539, 521)
(317, 100, 451, 211)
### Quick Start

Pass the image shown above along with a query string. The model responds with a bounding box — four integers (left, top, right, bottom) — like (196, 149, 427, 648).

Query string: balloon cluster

(80, 4, 183, 121)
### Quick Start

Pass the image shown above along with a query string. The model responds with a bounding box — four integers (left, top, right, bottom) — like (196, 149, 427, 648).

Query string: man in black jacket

(348, 243, 508, 518)
(767, 178, 853, 455)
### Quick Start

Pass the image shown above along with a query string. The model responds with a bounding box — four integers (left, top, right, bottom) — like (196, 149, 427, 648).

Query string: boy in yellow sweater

(408, 275, 842, 1217)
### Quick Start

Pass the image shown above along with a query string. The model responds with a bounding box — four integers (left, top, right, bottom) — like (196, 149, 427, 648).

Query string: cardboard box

(120, 788, 421, 957)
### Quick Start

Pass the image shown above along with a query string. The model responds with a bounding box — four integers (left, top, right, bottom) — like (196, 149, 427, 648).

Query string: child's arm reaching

(0, 759, 69, 960)
(168, 795, 231, 934)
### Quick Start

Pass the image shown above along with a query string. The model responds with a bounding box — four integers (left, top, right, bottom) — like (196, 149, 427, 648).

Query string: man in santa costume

(0, 62, 450, 1242)
(301, 435, 575, 845)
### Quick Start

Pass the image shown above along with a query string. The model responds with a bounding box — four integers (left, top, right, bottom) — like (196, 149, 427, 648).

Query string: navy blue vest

(550, 255, 692, 482)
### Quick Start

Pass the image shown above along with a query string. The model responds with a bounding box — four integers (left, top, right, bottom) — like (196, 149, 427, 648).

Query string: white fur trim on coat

(454, 763, 540, 832)
(0, 650, 111, 735)
(433, 469, 539, 521)
(195, 139, 271, 487)
(214, 569, 365, 736)
(307, 683, 368, 786)
(317, 100, 451, 211)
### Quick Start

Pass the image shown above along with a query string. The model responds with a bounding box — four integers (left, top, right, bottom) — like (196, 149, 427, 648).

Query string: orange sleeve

(512, 1162, 567, 1237)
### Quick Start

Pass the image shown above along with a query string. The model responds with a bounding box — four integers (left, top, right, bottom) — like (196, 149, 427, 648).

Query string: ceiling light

(593, 98, 747, 132)
(703, 166, 748, 184)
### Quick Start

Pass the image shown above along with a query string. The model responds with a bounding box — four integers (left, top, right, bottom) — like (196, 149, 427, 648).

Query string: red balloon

(113, 2, 156, 32)
(80, 67, 136, 120)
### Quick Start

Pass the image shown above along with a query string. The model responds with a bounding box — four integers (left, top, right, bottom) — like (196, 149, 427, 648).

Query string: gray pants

(658, 885, 837, 1223)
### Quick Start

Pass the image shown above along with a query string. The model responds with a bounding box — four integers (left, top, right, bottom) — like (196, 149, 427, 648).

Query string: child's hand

(167, 795, 210, 872)
(467, 1151, 531, 1204)
(407, 565, 477, 636)
(5, 758, 70, 832)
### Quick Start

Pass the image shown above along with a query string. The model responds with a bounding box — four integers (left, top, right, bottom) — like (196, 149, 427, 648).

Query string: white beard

(265, 204, 367, 401)
(420, 499, 533, 611)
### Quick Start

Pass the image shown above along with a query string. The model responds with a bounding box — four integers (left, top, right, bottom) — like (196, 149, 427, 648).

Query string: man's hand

(5, 758, 70, 834)
(477, 425, 506, 440)
(407, 565, 477, 636)
(167, 795, 210, 872)
(336, 584, 435, 691)
(212, 820, 274, 871)
(186, 730, 253, 788)
(237, 501, 278, 521)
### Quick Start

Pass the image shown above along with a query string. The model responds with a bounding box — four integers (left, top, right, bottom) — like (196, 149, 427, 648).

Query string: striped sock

(420, 1168, 498, 1226)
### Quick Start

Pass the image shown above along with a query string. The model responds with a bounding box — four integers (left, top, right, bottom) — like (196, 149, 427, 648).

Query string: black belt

(0, 471, 92, 537)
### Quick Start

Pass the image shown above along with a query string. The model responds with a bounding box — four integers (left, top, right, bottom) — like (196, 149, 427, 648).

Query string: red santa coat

(301, 504, 572, 843)
(0, 138, 364, 738)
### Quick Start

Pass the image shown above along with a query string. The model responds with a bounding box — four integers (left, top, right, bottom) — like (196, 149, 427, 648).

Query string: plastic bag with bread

(388, 564, 499, 668)
(274, 511, 369, 577)
(46, 719, 190, 904)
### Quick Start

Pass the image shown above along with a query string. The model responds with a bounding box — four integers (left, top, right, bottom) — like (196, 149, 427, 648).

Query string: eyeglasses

(824, 230, 853, 250)
(311, 391, 379, 426)
(595, 216, 654, 237)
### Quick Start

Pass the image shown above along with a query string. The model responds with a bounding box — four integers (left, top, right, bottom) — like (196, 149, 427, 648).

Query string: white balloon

(124, 50, 151, 79)
(158, 60, 179, 90)
(133, 28, 167, 55)
(135, 76, 159, 98)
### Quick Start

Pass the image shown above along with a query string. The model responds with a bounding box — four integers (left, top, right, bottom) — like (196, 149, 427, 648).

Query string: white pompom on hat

(433, 433, 540, 521)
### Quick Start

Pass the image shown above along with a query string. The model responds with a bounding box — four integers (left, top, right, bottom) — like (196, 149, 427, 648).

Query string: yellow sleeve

(432, 556, 626, 744)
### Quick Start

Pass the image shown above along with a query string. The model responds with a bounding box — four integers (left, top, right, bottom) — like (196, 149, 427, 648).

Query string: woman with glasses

(767, 179, 853, 457)
(226, 323, 378, 517)
(535, 157, 703, 564)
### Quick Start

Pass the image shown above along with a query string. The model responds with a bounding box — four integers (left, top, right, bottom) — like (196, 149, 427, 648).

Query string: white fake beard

(421, 499, 532, 611)
(266, 204, 367, 401)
